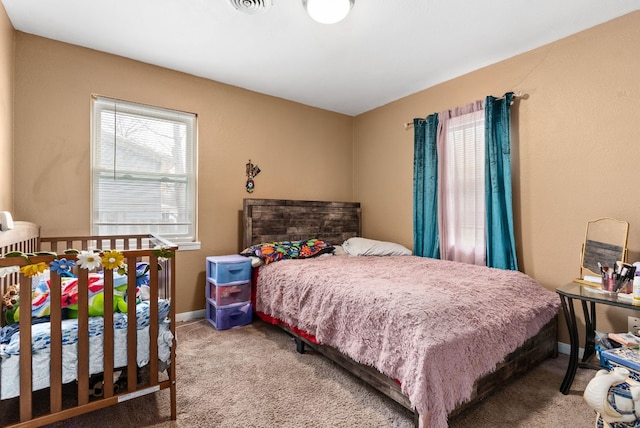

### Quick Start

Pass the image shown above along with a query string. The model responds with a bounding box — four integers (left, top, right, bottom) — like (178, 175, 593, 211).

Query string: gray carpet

(37, 319, 597, 427)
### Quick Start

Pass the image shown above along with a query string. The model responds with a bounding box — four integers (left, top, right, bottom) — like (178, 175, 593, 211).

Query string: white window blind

(91, 96, 197, 243)
(442, 110, 486, 264)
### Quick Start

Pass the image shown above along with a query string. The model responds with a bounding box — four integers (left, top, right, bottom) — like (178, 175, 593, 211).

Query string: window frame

(441, 109, 486, 264)
(90, 96, 198, 248)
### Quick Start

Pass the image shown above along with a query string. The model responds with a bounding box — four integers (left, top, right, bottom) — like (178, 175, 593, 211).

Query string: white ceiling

(2, 0, 639, 116)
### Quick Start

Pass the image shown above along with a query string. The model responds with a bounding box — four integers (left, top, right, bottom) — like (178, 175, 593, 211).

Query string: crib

(0, 221, 177, 427)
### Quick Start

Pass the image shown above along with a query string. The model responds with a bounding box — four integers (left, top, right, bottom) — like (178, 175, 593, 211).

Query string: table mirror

(579, 217, 629, 280)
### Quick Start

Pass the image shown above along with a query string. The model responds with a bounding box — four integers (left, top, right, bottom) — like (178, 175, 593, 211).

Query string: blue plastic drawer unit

(206, 255, 251, 285)
(205, 254, 253, 330)
(207, 301, 253, 330)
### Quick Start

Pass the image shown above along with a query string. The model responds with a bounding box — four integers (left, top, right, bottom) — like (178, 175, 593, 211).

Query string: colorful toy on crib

(2, 262, 151, 324)
(584, 367, 640, 428)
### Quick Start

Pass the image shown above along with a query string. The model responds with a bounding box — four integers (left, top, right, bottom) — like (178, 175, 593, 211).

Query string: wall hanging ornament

(245, 159, 261, 193)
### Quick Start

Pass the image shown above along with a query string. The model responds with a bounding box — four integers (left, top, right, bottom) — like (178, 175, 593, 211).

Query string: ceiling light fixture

(303, 0, 354, 24)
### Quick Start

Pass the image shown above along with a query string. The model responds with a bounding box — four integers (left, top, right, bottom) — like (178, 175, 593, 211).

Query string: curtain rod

(403, 91, 523, 130)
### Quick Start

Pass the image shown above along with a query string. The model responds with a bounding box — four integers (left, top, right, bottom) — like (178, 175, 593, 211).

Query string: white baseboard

(176, 309, 205, 322)
(557, 341, 584, 358)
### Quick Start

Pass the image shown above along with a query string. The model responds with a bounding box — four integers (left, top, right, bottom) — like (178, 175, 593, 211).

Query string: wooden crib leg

(170, 344, 177, 420)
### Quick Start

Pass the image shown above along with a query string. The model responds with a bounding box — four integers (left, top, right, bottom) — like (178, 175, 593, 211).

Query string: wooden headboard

(242, 198, 361, 248)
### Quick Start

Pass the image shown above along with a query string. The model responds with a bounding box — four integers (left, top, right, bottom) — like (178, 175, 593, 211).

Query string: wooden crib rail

(39, 233, 175, 253)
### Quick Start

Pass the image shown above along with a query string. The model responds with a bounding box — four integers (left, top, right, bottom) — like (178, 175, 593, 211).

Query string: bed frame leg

(295, 337, 305, 354)
(413, 409, 419, 427)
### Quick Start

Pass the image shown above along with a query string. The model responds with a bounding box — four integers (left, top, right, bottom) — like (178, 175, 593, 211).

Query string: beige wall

(12, 33, 354, 315)
(354, 11, 640, 343)
(0, 4, 13, 212)
(8, 9, 640, 344)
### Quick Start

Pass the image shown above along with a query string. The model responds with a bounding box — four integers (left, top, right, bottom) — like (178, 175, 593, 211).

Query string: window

(440, 109, 485, 264)
(91, 96, 197, 246)
(414, 95, 516, 269)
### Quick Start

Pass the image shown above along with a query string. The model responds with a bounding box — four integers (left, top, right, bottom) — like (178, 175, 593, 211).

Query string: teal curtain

(485, 92, 518, 270)
(413, 115, 440, 258)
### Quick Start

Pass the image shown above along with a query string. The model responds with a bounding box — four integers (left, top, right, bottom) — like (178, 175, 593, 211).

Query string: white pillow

(248, 255, 264, 268)
(342, 237, 412, 256)
(332, 245, 346, 256)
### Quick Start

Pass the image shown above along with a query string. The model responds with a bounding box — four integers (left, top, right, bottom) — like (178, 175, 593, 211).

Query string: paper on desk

(583, 275, 602, 284)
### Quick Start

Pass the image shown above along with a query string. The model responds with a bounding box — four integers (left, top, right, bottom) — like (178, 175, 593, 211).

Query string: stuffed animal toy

(2, 284, 19, 324)
(64, 262, 150, 318)
(2, 284, 18, 309)
(62, 273, 128, 318)
(3, 278, 51, 325)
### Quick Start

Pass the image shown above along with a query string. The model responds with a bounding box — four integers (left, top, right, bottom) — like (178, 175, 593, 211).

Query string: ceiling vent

(228, 0, 272, 14)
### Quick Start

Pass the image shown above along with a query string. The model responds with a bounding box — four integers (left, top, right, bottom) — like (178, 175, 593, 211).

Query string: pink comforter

(256, 255, 560, 428)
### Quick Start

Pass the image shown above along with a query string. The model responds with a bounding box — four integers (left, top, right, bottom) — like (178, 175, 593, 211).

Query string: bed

(0, 221, 177, 427)
(242, 198, 560, 428)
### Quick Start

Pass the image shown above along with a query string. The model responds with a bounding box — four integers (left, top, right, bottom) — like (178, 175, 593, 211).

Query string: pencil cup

(602, 277, 615, 292)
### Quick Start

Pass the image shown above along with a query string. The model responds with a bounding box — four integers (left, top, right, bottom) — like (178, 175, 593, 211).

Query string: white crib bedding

(0, 300, 173, 400)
